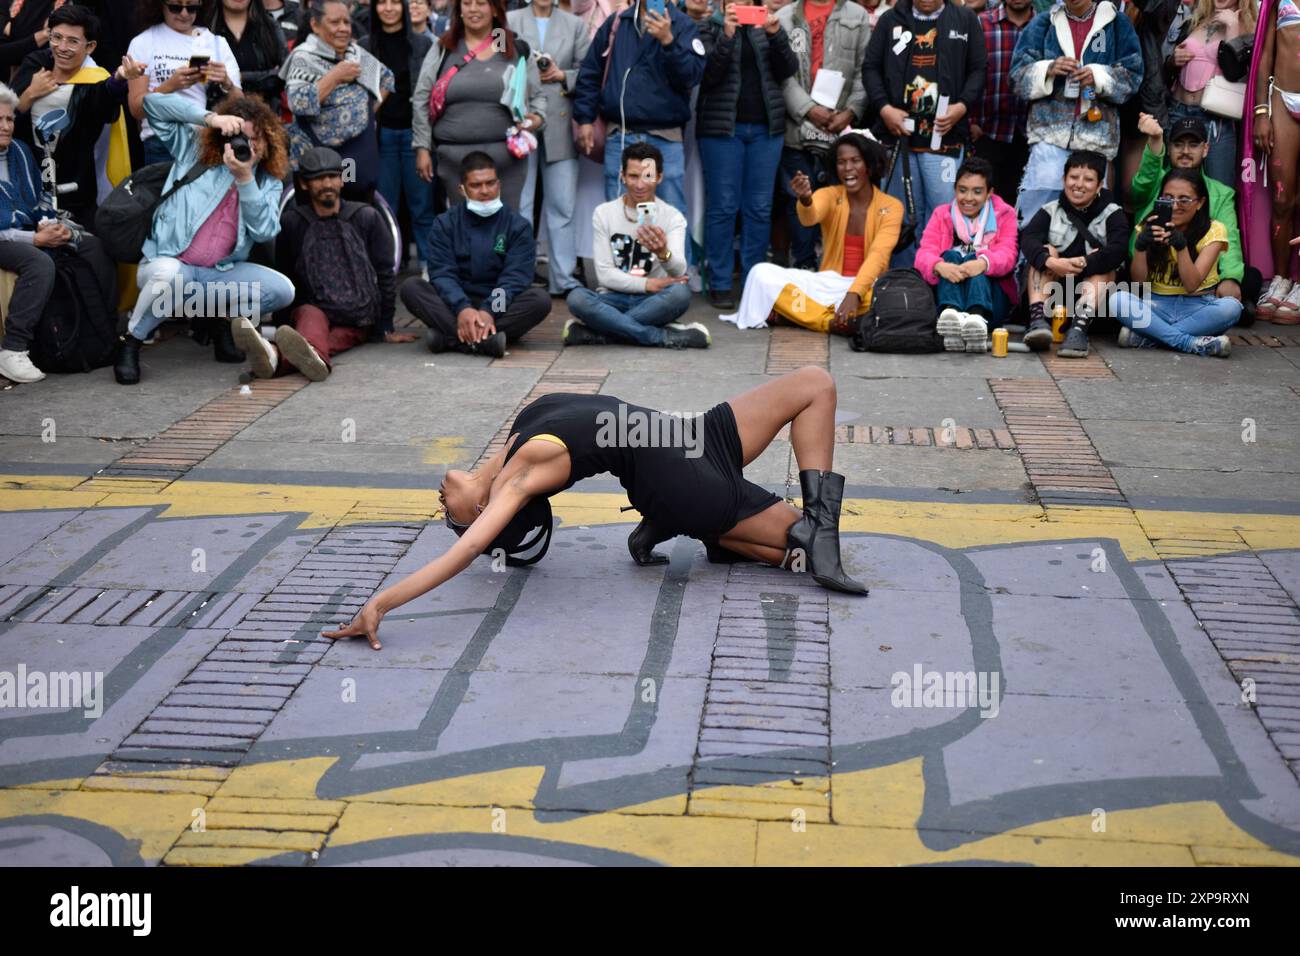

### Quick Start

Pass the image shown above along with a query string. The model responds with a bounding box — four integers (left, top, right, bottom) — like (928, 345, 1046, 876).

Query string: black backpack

(294, 204, 378, 327)
(93, 161, 209, 263)
(850, 268, 943, 353)
(30, 248, 117, 374)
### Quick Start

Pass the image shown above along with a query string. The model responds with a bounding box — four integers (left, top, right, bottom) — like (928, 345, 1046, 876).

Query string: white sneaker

(960, 312, 989, 352)
(274, 325, 329, 381)
(0, 348, 45, 383)
(232, 317, 278, 378)
(1274, 282, 1300, 322)
(936, 308, 965, 352)
(1259, 276, 1292, 315)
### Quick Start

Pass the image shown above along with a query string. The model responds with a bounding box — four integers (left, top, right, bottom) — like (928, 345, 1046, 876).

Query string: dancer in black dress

(324, 367, 866, 650)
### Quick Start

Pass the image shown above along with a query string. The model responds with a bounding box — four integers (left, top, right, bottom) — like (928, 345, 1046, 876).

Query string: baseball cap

(1169, 117, 1208, 144)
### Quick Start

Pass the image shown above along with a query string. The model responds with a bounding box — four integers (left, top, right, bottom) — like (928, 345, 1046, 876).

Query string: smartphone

(734, 4, 767, 25)
(188, 54, 210, 70)
(1152, 197, 1174, 228)
(646, 0, 666, 17)
(636, 201, 655, 226)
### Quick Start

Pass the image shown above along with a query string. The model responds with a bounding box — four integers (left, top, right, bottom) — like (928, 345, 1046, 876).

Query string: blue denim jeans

(128, 257, 297, 340)
(377, 125, 436, 270)
(520, 146, 580, 293)
(603, 131, 687, 220)
(884, 148, 962, 269)
(779, 147, 831, 270)
(566, 284, 692, 346)
(936, 249, 1008, 322)
(698, 124, 784, 293)
(1108, 290, 1241, 352)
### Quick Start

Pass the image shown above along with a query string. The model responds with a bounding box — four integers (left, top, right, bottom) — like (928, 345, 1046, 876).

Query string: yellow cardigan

(797, 185, 904, 303)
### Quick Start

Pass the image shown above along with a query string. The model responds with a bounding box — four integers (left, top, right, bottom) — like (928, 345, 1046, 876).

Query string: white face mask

(465, 197, 503, 217)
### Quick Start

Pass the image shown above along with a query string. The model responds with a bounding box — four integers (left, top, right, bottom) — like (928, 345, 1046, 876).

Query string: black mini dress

(503, 393, 781, 538)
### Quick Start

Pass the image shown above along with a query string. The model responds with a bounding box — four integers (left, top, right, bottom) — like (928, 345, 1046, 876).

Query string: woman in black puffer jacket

(695, 0, 797, 309)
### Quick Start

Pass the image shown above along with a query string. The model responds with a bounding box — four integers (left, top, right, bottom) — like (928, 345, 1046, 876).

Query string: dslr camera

(224, 132, 252, 163)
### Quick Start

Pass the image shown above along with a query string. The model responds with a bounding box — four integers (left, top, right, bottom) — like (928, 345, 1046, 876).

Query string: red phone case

(734, 4, 767, 25)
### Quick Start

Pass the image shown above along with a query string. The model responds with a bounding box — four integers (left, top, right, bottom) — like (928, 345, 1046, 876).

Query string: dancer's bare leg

(714, 366, 842, 564)
(716, 501, 802, 564)
(1268, 89, 1300, 274)
(727, 365, 836, 472)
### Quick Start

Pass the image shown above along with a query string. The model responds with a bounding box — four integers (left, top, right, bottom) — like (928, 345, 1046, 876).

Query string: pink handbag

(428, 33, 496, 124)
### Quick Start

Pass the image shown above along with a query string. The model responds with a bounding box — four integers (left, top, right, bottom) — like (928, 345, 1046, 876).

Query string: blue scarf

(0, 140, 42, 232)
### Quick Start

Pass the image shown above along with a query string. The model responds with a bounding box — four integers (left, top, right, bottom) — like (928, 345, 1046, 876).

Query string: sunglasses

(164, 3, 202, 14)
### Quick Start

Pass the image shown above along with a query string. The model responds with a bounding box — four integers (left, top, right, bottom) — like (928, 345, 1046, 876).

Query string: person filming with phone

(1107, 167, 1241, 358)
(563, 141, 708, 349)
(128, 0, 243, 165)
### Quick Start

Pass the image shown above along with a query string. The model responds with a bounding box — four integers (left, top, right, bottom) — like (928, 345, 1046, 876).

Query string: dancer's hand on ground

(835, 292, 861, 326)
(321, 600, 384, 650)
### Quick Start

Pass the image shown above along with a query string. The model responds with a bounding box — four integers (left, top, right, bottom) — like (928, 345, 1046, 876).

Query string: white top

(590, 197, 688, 295)
(127, 24, 242, 141)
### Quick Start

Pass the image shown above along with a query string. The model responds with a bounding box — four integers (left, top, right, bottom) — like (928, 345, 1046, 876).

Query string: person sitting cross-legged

(1018, 149, 1129, 359)
(399, 150, 552, 358)
(1108, 168, 1241, 358)
(563, 141, 707, 349)
(913, 156, 1019, 353)
(233, 146, 399, 381)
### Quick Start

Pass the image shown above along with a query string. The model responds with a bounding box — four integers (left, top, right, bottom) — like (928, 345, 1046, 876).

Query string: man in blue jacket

(571, 0, 705, 219)
(399, 152, 551, 359)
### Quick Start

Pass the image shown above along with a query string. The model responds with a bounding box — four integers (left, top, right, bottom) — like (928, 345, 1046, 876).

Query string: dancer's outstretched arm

(322, 478, 534, 650)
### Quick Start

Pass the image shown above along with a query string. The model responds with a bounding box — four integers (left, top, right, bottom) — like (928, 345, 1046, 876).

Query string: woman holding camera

(1108, 168, 1241, 356)
(411, 0, 544, 212)
(128, 0, 242, 165)
(113, 91, 295, 385)
(282, 0, 394, 200)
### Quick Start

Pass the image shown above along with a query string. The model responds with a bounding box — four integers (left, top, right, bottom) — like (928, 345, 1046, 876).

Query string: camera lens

(226, 133, 252, 162)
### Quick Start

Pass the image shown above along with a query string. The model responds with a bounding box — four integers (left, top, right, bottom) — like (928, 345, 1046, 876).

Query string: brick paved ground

(1, 297, 1299, 866)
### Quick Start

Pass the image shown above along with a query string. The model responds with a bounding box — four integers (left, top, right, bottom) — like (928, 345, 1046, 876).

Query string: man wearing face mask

(233, 146, 397, 382)
(399, 151, 552, 357)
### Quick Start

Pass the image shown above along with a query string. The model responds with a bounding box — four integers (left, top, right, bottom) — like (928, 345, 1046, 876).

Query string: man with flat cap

(233, 145, 404, 381)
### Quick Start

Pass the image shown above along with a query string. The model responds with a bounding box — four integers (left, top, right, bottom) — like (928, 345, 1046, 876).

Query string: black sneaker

(472, 331, 507, 358)
(662, 322, 711, 349)
(1057, 321, 1090, 358)
(563, 318, 608, 346)
(425, 328, 446, 353)
(1022, 317, 1053, 351)
(708, 289, 736, 310)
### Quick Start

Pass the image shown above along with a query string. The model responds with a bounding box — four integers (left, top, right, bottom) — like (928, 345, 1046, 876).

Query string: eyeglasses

(1158, 196, 1199, 206)
(164, 3, 202, 15)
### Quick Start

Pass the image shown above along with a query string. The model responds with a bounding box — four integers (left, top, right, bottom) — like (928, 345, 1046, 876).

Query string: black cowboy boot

(628, 515, 674, 566)
(212, 318, 246, 363)
(114, 334, 143, 385)
(786, 470, 868, 595)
